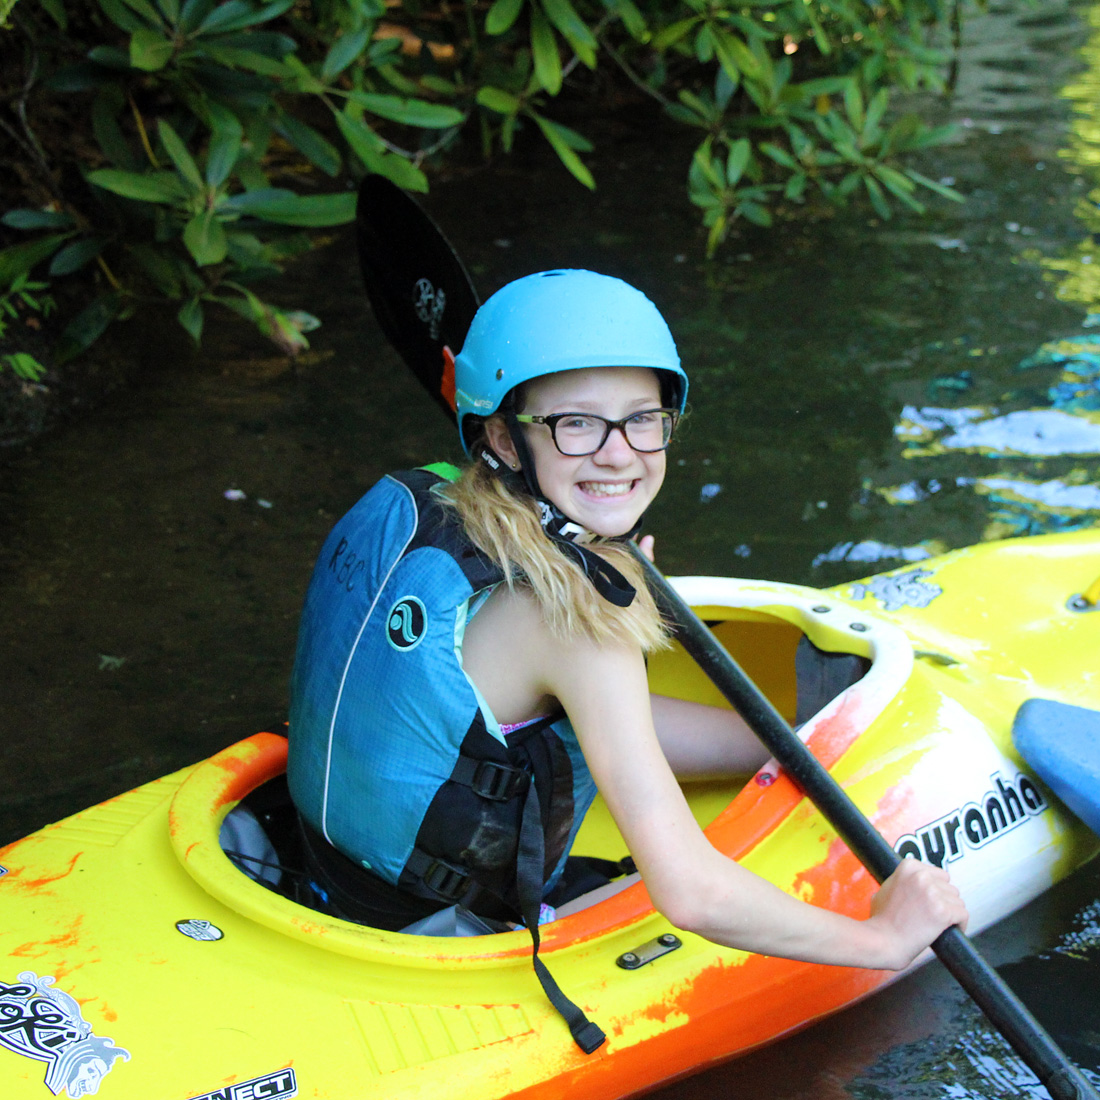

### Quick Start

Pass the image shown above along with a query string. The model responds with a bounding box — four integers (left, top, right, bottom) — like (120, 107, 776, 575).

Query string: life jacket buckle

(470, 760, 530, 801)
(419, 857, 470, 903)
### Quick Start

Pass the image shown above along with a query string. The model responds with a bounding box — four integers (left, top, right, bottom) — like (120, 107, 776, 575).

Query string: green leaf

(41, 0, 68, 29)
(183, 210, 228, 265)
(205, 104, 243, 187)
(2, 210, 76, 230)
(863, 88, 889, 145)
(351, 92, 464, 129)
(180, 0, 217, 33)
(246, 191, 358, 226)
(709, 27, 756, 85)
(863, 174, 892, 220)
(843, 81, 864, 132)
(531, 6, 562, 95)
(905, 169, 964, 203)
(56, 291, 124, 364)
(331, 110, 429, 193)
(608, 0, 647, 42)
(157, 120, 204, 192)
(92, 91, 137, 170)
(195, 0, 293, 36)
(873, 167, 925, 212)
(119, 0, 165, 24)
(737, 200, 772, 227)
(367, 154, 429, 194)
(214, 30, 296, 58)
(87, 168, 187, 203)
(725, 137, 751, 186)
(218, 187, 296, 213)
(0, 235, 72, 283)
(530, 112, 594, 189)
(48, 238, 105, 276)
(276, 115, 342, 177)
(44, 62, 112, 92)
(759, 141, 798, 170)
(651, 16, 699, 51)
(540, 0, 597, 68)
(97, 0, 151, 34)
(178, 297, 204, 343)
(156, 0, 180, 21)
(487, 0, 524, 34)
(690, 139, 722, 190)
(130, 243, 188, 295)
(86, 45, 134, 70)
(332, 108, 385, 166)
(784, 172, 807, 201)
(195, 43, 293, 76)
(2, 353, 48, 382)
(477, 86, 522, 115)
(130, 26, 175, 70)
(321, 26, 370, 81)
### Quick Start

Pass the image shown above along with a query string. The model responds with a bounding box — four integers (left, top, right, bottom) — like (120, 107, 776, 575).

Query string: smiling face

(487, 366, 668, 538)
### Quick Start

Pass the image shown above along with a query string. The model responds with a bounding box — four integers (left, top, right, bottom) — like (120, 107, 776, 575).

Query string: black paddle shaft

(355, 172, 1099, 1100)
(634, 546, 1099, 1100)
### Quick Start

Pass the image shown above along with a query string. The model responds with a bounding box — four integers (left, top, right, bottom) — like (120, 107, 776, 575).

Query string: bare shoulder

(462, 584, 645, 723)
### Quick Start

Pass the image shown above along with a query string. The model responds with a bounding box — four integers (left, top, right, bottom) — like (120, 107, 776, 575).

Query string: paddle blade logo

(0, 971, 130, 1097)
(414, 278, 447, 341)
(386, 596, 427, 652)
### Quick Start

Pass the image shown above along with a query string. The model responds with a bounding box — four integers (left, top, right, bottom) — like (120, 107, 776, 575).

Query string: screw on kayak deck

(617, 933, 683, 970)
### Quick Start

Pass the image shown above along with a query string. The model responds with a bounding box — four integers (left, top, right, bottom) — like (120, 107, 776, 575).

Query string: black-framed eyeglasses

(514, 408, 678, 456)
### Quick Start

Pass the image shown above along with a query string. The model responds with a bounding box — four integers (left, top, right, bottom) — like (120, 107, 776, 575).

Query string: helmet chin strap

(477, 415, 639, 609)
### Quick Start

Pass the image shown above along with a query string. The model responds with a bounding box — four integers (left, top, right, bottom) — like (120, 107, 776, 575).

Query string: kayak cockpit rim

(169, 576, 915, 965)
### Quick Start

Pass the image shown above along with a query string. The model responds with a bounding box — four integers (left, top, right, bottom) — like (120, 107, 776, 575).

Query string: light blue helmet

(453, 269, 687, 454)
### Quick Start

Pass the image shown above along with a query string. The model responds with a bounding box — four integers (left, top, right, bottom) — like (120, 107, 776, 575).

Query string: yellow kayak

(2, 529, 1098, 1100)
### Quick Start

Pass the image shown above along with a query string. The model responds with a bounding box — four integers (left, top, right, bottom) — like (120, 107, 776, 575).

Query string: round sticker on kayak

(387, 596, 427, 652)
(176, 919, 224, 941)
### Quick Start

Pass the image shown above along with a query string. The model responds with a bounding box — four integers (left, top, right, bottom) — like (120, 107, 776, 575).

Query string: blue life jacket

(287, 466, 599, 917)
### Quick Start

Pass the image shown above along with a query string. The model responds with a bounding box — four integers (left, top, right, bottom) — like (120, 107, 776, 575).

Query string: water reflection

(805, 0, 1099, 566)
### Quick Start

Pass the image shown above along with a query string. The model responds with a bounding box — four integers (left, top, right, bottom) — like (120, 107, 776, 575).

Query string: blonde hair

(439, 457, 671, 653)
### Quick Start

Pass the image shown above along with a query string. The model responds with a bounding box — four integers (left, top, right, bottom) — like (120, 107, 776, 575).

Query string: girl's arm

(544, 636, 967, 971)
(649, 693, 770, 778)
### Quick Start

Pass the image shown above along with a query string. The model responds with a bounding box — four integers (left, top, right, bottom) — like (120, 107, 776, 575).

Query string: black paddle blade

(355, 175, 480, 424)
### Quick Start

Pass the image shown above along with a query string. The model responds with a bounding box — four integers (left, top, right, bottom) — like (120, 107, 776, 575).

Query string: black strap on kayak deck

(516, 781, 606, 1054)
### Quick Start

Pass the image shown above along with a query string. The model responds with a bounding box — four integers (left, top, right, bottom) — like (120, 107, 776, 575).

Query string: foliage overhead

(0, 0, 970, 367)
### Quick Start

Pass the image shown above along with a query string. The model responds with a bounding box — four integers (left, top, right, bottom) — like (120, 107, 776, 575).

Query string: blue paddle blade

(355, 174, 480, 423)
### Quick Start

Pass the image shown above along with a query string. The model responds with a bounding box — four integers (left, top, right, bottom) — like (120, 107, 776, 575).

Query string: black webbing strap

(546, 535, 636, 608)
(516, 781, 606, 1055)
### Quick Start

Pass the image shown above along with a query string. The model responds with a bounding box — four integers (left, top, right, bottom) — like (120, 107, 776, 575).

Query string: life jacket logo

(894, 771, 1048, 867)
(414, 277, 447, 340)
(186, 1067, 297, 1100)
(0, 971, 130, 1097)
(386, 596, 427, 651)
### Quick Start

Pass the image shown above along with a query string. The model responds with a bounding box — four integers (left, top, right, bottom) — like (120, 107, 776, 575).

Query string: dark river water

(3, 1, 1100, 1096)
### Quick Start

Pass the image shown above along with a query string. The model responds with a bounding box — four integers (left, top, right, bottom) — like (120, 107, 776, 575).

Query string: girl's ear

(484, 415, 521, 469)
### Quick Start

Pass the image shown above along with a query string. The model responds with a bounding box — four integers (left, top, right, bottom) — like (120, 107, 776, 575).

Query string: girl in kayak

(287, 270, 966, 1048)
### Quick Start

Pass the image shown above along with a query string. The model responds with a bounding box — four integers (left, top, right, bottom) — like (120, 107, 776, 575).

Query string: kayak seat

(795, 636, 872, 728)
(1013, 698, 1100, 836)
